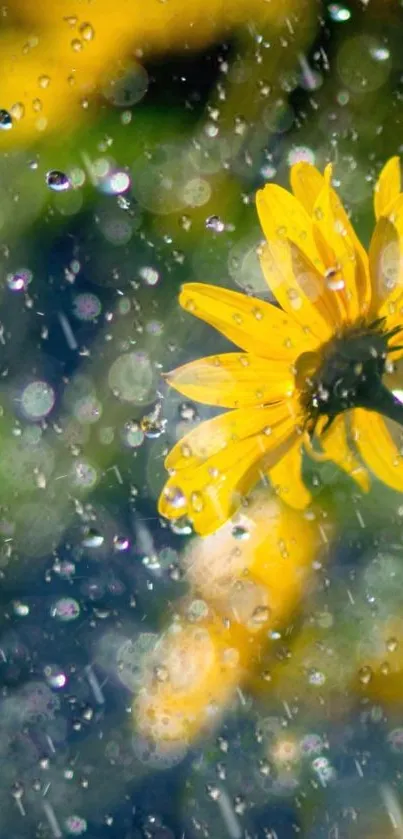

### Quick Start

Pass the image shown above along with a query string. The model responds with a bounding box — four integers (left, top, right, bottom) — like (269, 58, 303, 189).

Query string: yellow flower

(159, 157, 403, 535)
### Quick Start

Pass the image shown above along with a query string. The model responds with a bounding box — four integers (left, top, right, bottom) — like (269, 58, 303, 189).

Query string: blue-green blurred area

(3, 1, 403, 837)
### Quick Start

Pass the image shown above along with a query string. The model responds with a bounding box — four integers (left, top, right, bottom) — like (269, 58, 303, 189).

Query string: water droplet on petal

(358, 665, 372, 685)
(0, 109, 12, 130)
(190, 491, 204, 513)
(79, 22, 95, 41)
(164, 486, 187, 510)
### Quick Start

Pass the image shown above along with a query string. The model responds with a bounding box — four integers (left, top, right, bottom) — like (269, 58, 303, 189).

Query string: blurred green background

(2, 1, 403, 837)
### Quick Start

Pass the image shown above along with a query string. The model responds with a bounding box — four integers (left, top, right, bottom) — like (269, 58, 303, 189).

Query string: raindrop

(231, 524, 250, 541)
(190, 491, 204, 513)
(46, 170, 71, 192)
(328, 3, 351, 22)
(0, 109, 12, 130)
(113, 535, 130, 552)
(6, 269, 32, 292)
(251, 605, 271, 626)
(164, 486, 186, 510)
(386, 637, 398, 652)
(205, 215, 225, 233)
(79, 22, 95, 41)
(82, 528, 104, 548)
(44, 665, 67, 689)
(51, 597, 80, 622)
(358, 665, 372, 685)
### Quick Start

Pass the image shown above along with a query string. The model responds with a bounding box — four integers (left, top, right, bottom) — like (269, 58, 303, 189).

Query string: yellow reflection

(134, 493, 328, 746)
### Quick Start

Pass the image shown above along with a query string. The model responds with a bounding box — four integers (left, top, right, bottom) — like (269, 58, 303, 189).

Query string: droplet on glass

(328, 3, 351, 22)
(82, 528, 104, 548)
(6, 269, 32, 292)
(51, 597, 80, 622)
(46, 170, 71, 192)
(205, 214, 225, 233)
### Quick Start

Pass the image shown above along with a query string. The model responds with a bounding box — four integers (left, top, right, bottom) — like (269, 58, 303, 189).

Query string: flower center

(295, 321, 395, 432)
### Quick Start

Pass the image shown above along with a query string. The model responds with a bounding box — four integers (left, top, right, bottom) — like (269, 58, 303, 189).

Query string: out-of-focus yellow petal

(292, 162, 371, 315)
(372, 197, 403, 332)
(165, 401, 299, 472)
(268, 438, 312, 509)
(369, 214, 402, 316)
(256, 190, 334, 341)
(159, 421, 296, 535)
(312, 168, 360, 323)
(320, 414, 370, 492)
(352, 409, 403, 493)
(374, 156, 401, 220)
(290, 161, 324, 214)
(136, 495, 321, 746)
(179, 282, 318, 358)
(165, 352, 294, 408)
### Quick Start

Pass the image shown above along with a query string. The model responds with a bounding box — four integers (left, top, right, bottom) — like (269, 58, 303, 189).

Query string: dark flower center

(295, 319, 401, 433)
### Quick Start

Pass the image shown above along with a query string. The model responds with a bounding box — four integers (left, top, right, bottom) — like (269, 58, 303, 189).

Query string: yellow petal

(256, 188, 333, 341)
(352, 408, 403, 493)
(165, 353, 294, 408)
(312, 170, 360, 323)
(159, 421, 296, 535)
(165, 401, 299, 472)
(371, 197, 403, 326)
(292, 162, 371, 315)
(179, 283, 317, 359)
(268, 438, 312, 509)
(320, 414, 370, 492)
(374, 156, 401, 220)
(290, 161, 324, 214)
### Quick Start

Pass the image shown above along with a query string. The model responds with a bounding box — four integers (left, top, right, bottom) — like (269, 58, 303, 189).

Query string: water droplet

(71, 38, 83, 52)
(10, 102, 25, 121)
(38, 75, 51, 89)
(328, 3, 351, 22)
(154, 664, 169, 682)
(6, 268, 32, 292)
(206, 784, 221, 801)
(113, 535, 130, 552)
(231, 524, 250, 541)
(325, 266, 345, 291)
(308, 668, 326, 686)
(190, 491, 204, 513)
(51, 597, 80, 622)
(358, 665, 372, 685)
(164, 486, 187, 510)
(140, 411, 166, 438)
(251, 605, 271, 626)
(82, 528, 104, 548)
(205, 215, 225, 232)
(46, 170, 71, 192)
(387, 637, 398, 652)
(179, 402, 198, 421)
(79, 22, 94, 41)
(44, 664, 67, 689)
(0, 108, 12, 130)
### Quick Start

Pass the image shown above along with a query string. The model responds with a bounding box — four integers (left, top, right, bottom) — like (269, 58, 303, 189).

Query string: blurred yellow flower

(0, 0, 304, 146)
(159, 157, 403, 535)
(134, 494, 323, 746)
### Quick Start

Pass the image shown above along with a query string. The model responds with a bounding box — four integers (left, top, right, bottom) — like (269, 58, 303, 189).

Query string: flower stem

(360, 384, 403, 426)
